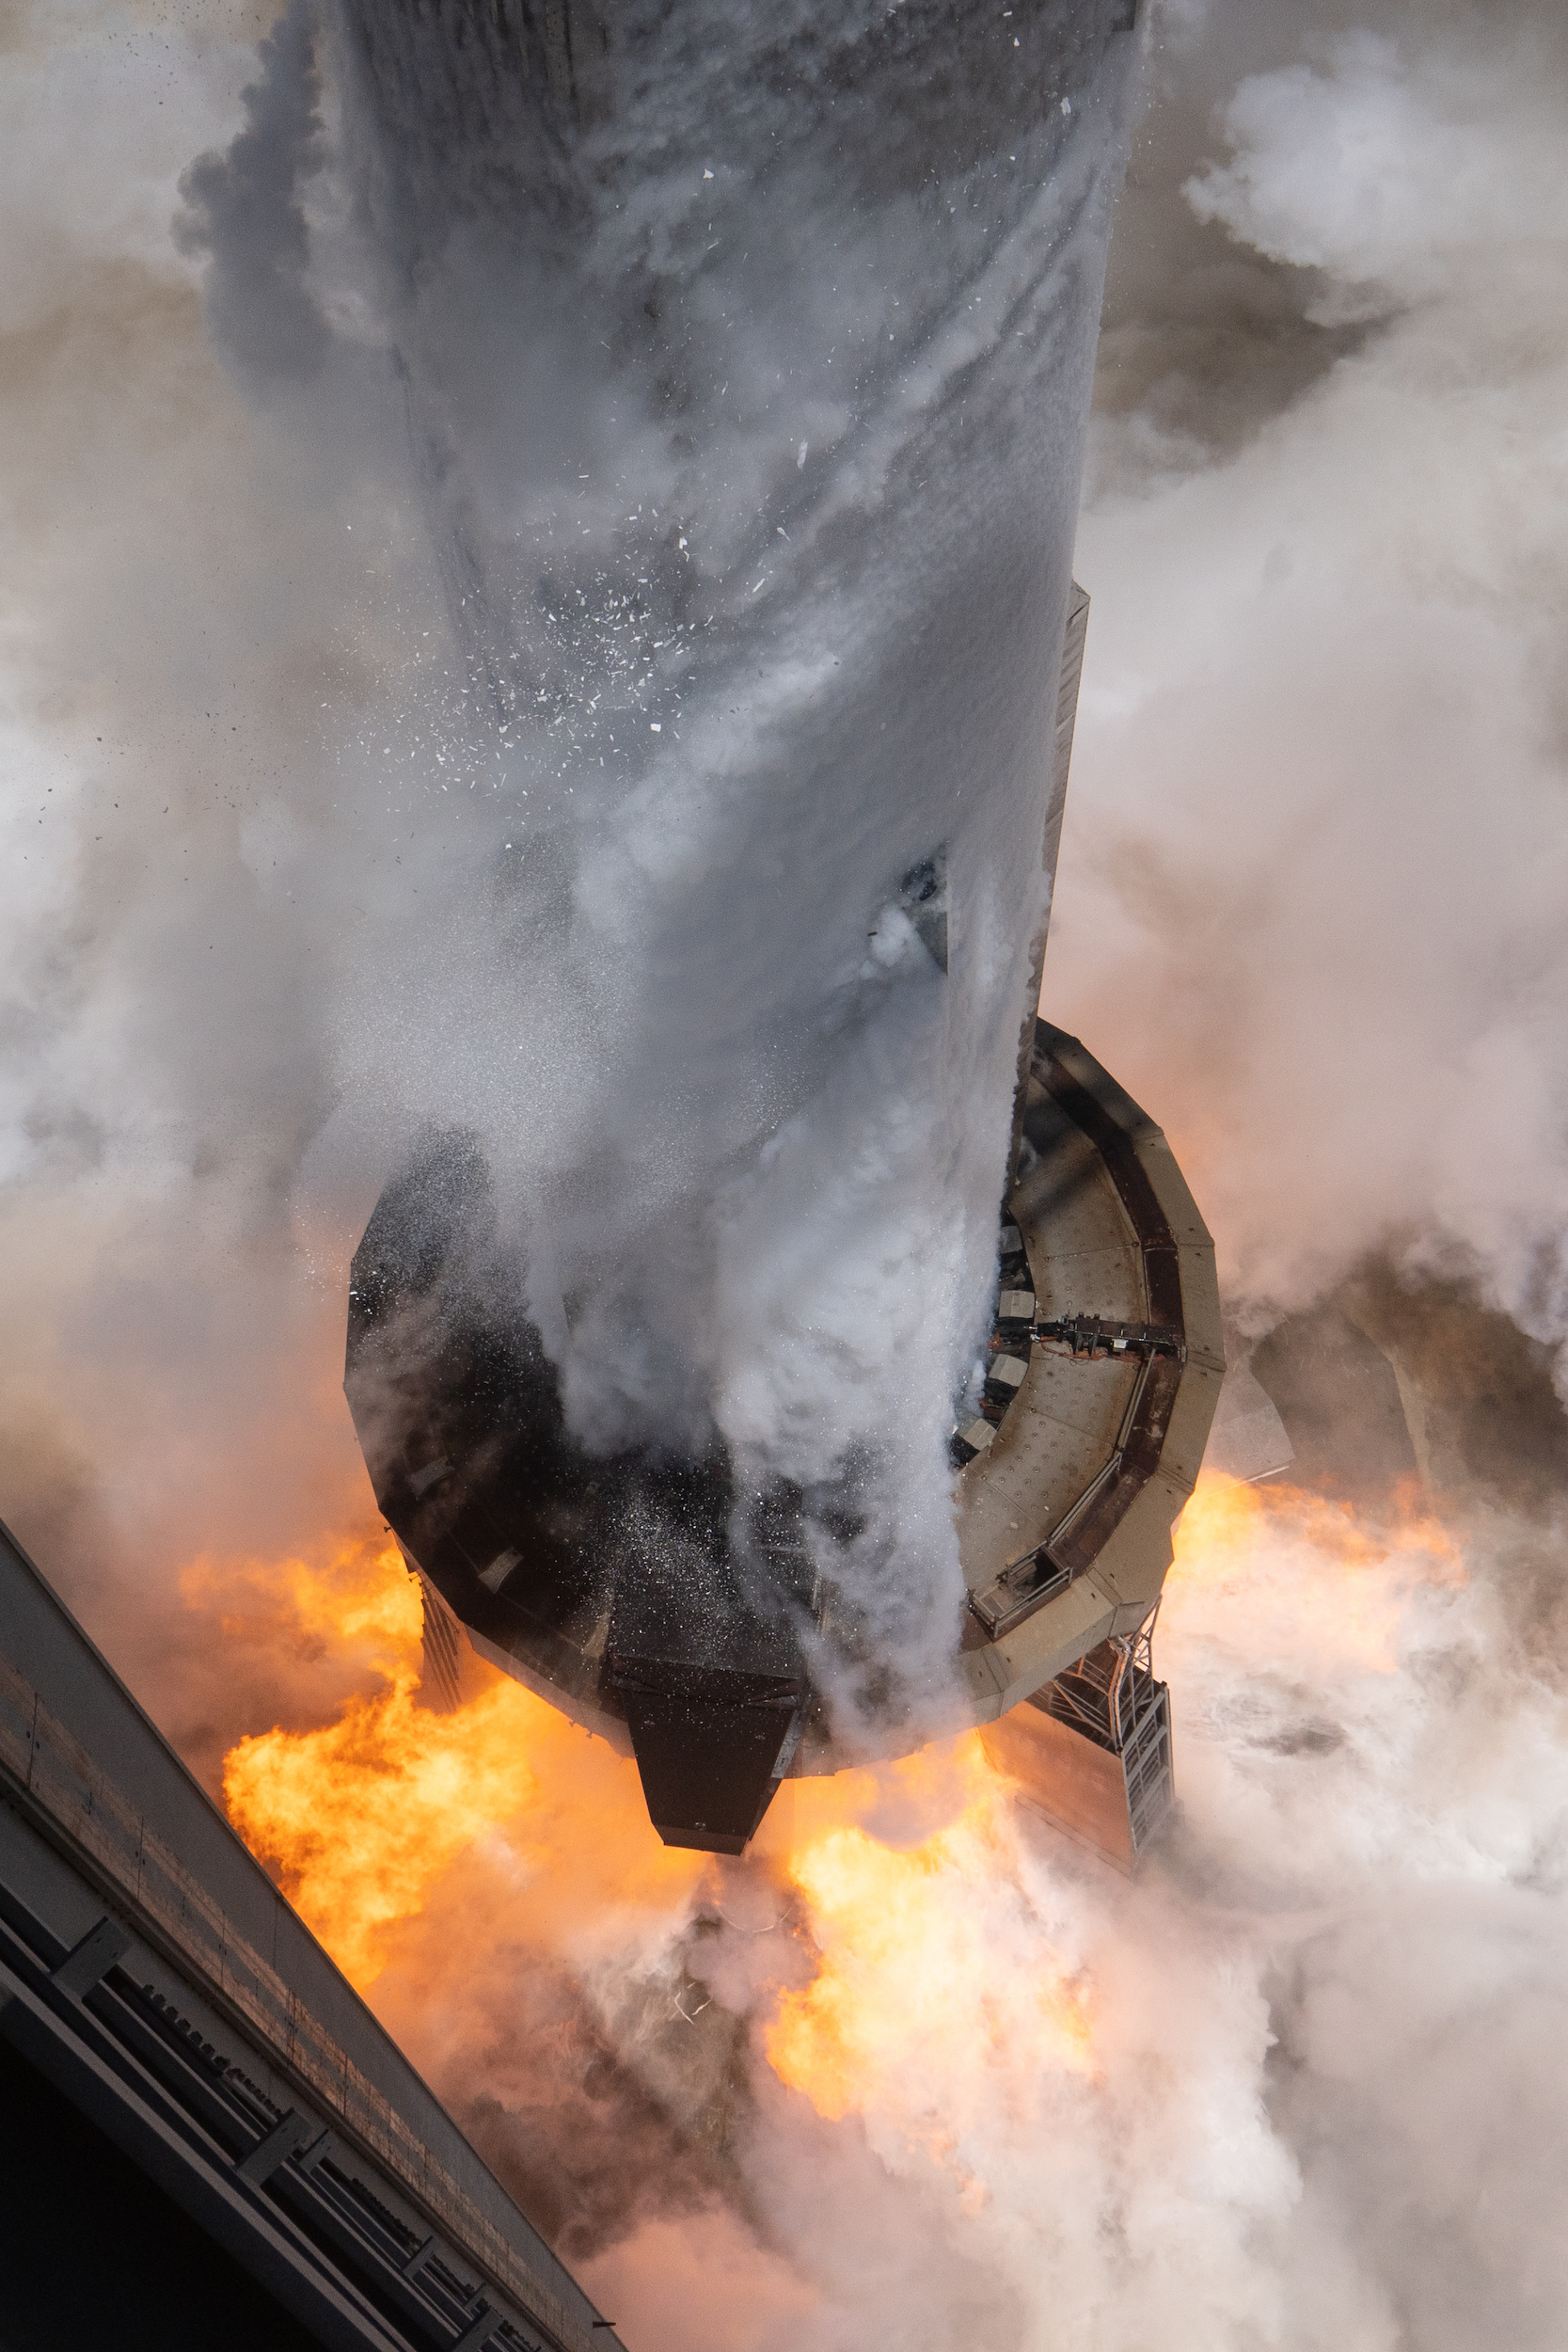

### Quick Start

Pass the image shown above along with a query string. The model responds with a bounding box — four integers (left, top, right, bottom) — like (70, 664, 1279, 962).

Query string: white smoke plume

(1060, 0, 1568, 1343)
(2, 2, 1567, 2347)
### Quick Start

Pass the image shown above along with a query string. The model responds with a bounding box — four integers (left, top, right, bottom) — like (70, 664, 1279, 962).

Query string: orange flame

(182, 1529, 423, 1673)
(1167, 1468, 1464, 1672)
(212, 1525, 704, 1988)
(205, 1467, 1465, 2137)
(766, 1471, 1465, 2129)
(766, 1751, 1093, 2128)
(1171, 1469, 1462, 1582)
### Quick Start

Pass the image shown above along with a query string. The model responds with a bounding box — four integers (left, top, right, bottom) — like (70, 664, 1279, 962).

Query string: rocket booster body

(335, 2, 1221, 1855)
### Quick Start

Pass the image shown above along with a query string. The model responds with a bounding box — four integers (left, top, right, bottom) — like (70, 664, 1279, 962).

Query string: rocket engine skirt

(344, 1020, 1221, 1851)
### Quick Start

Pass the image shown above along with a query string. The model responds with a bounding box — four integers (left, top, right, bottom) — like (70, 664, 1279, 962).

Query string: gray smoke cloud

(2, 1, 1566, 2346)
(1059, 0, 1568, 1345)
(176, 0, 330, 383)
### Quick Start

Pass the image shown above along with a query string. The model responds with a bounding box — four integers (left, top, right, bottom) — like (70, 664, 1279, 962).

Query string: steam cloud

(2, 1, 1567, 2347)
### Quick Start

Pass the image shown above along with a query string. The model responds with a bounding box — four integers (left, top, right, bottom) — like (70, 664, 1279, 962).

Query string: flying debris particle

(703, 167, 714, 180)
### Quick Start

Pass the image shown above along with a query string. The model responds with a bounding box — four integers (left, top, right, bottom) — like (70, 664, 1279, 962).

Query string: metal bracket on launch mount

(1035, 1315, 1186, 1365)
